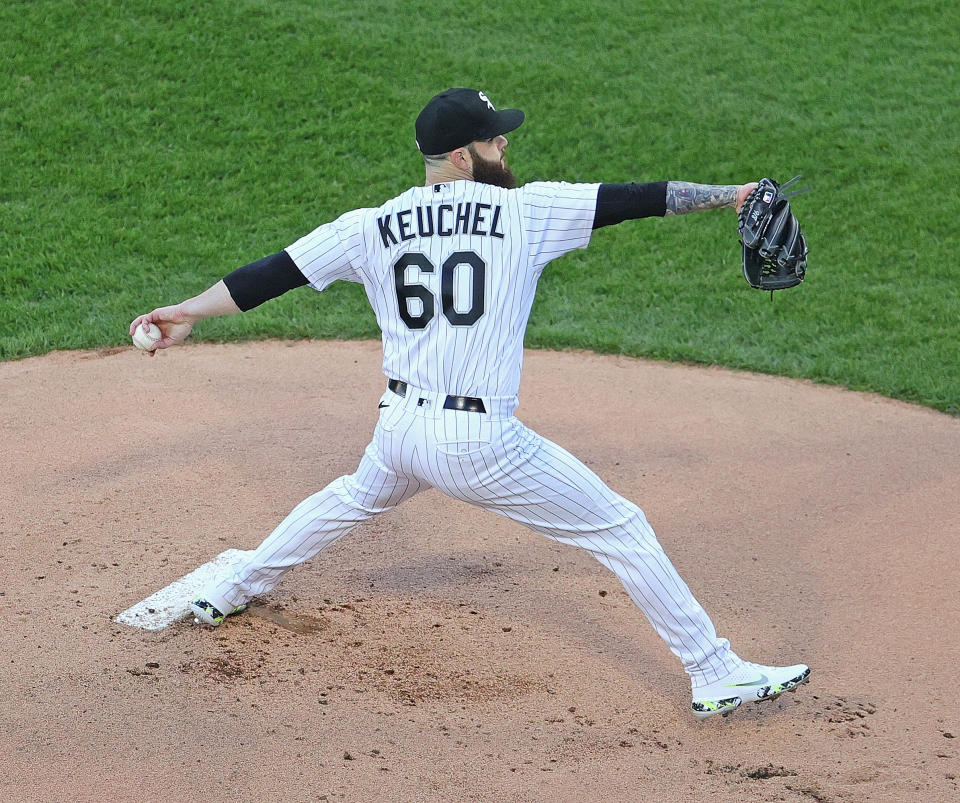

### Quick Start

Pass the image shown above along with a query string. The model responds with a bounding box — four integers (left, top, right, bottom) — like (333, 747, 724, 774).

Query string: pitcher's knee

(331, 475, 393, 517)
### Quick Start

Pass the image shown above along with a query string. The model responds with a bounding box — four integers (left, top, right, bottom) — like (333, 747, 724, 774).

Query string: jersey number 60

(393, 251, 486, 329)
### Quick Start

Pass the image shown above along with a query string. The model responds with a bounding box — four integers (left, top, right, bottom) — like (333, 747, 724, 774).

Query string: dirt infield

(1, 340, 958, 802)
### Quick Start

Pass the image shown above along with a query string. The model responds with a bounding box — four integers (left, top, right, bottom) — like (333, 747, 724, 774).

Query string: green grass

(2, 0, 958, 413)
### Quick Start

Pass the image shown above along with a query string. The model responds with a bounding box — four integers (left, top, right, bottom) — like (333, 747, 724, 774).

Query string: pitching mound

(1, 340, 957, 801)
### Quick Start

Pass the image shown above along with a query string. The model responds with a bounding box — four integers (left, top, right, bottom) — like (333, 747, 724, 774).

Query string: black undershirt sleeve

(592, 182, 668, 229)
(222, 250, 309, 312)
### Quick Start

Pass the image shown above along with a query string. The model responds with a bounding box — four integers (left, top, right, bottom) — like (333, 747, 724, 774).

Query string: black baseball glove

(738, 176, 809, 293)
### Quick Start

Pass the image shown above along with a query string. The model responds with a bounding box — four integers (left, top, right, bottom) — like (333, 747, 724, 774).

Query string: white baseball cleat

(691, 662, 811, 720)
(189, 597, 247, 626)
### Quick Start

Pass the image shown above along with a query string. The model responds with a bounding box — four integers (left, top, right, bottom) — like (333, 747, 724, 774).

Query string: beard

(468, 145, 518, 189)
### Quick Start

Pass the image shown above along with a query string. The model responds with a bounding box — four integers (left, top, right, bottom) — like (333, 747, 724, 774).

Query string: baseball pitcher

(130, 88, 810, 719)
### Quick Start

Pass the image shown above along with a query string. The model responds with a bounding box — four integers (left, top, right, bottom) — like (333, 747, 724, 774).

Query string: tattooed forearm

(665, 182, 739, 215)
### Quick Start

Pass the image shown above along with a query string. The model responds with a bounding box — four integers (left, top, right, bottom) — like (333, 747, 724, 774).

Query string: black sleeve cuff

(222, 251, 309, 312)
(593, 182, 668, 229)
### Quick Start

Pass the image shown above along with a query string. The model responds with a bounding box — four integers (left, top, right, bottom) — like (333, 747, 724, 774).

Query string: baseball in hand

(132, 322, 162, 351)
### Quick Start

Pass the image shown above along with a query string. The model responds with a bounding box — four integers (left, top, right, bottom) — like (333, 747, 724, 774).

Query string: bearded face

(467, 144, 517, 189)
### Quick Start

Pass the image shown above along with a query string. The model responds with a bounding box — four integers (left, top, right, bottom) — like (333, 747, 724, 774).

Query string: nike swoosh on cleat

(726, 674, 769, 687)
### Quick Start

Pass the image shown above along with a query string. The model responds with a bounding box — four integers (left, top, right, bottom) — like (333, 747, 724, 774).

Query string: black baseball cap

(415, 88, 524, 155)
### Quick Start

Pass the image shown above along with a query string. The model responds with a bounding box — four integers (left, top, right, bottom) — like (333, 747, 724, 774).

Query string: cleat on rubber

(692, 662, 810, 720)
(189, 597, 246, 626)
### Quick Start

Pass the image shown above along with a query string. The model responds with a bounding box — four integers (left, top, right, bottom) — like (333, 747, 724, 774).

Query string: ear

(450, 146, 472, 172)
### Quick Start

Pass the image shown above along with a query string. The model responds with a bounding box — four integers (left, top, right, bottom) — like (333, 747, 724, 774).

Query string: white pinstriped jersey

(285, 180, 600, 398)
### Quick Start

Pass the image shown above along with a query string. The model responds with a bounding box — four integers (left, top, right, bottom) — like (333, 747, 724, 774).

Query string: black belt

(388, 379, 487, 414)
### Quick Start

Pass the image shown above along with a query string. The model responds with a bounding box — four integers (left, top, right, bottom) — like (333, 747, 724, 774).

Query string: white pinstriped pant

(207, 384, 742, 685)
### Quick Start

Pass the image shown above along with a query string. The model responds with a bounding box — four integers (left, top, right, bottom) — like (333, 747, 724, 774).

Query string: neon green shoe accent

(691, 696, 741, 719)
